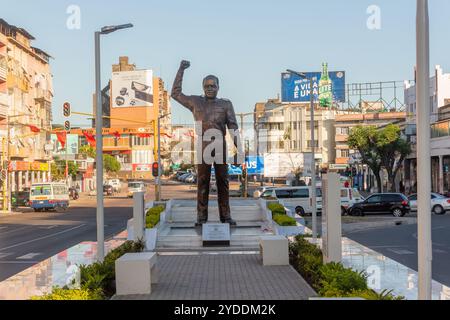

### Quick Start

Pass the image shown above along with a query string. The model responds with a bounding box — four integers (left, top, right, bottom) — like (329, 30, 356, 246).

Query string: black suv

(349, 193, 410, 217)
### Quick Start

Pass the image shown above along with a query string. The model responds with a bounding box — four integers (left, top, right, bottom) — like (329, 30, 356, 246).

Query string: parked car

(408, 193, 450, 215)
(348, 193, 410, 217)
(103, 184, 114, 196)
(260, 186, 322, 216)
(127, 181, 146, 198)
(11, 190, 30, 208)
(181, 173, 194, 183)
(175, 171, 188, 179)
(106, 179, 122, 193)
(329, 188, 365, 215)
(185, 173, 197, 184)
(178, 173, 191, 182)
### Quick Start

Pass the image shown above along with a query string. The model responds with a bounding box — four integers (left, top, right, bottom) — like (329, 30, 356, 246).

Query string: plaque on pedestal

(202, 223, 230, 247)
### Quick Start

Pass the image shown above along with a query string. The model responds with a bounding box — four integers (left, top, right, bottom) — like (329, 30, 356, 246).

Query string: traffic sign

(63, 102, 71, 117)
(64, 120, 71, 131)
(1, 169, 6, 181)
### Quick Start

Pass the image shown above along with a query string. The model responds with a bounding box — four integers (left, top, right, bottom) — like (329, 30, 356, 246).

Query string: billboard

(263, 153, 304, 178)
(50, 134, 79, 155)
(210, 156, 264, 176)
(111, 70, 154, 108)
(281, 71, 346, 103)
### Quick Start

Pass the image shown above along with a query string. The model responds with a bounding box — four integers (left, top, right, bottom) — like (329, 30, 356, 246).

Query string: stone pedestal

(259, 235, 289, 266)
(115, 252, 158, 295)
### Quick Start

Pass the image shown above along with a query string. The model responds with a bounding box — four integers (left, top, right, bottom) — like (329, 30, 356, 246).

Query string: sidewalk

(112, 252, 316, 300)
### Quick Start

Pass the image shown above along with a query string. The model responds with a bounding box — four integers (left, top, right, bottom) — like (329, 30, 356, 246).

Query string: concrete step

(168, 211, 263, 222)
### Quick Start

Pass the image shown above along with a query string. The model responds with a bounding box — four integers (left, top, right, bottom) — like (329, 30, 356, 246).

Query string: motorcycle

(69, 187, 79, 200)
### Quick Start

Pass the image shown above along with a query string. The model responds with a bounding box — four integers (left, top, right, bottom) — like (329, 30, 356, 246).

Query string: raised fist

(180, 60, 191, 70)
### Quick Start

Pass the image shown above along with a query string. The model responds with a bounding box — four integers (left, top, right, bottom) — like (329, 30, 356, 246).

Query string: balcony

(0, 93, 7, 118)
(34, 88, 52, 103)
(335, 134, 348, 142)
(336, 157, 350, 165)
(0, 63, 6, 82)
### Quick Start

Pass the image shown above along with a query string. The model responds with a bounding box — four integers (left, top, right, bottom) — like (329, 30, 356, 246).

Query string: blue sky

(1, 0, 449, 126)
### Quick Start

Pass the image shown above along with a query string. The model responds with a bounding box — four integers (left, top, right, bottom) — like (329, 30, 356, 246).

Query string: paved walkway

(112, 253, 316, 300)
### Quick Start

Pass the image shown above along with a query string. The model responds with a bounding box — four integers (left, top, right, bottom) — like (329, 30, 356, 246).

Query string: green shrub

(289, 236, 323, 290)
(31, 287, 104, 300)
(318, 262, 368, 297)
(79, 240, 145, 298)
(145, 205, 165, 228)
(267, 202, 286, 215)
(288, 236, 404, 300)
(273, 214, 297, 226)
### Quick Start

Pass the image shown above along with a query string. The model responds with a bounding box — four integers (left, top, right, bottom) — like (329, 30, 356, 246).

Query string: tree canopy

(348, 124, 411, 192)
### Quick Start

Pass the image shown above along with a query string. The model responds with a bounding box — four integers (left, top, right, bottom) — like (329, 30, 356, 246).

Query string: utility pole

(416, 0, 432, 300)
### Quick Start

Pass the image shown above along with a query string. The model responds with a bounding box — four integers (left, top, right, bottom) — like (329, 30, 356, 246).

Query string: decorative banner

(27, 125, 40, 133)
(83, 131, 96, 147)
(111, 70, 154, 108)
(56, 131, 67, 149)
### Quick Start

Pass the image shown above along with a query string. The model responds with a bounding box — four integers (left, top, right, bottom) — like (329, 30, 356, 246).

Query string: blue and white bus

(30, 183, 69, 212)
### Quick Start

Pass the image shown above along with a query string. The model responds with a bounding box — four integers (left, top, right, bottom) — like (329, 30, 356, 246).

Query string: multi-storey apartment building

(254, 98, 341, 174)
(0, 19, 53, 197)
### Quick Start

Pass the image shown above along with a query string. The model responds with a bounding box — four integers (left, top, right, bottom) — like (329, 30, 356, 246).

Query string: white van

(30, 183, 69, 212)
(316, 187, 365, 215)
(260, 186, 322, 215)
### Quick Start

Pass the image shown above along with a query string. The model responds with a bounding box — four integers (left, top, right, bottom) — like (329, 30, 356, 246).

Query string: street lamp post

(156, 113, 170, 201)
(416, 0, 432, 300)
(286, 69, 317, 241)
(95, 23, 133, 262)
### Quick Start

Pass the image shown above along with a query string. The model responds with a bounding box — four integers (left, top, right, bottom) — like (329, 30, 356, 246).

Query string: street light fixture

(286, 69, 318, 241)
(95, 23, 133, 262)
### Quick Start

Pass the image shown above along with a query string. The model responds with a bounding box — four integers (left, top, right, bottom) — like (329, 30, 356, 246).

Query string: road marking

(0, 224, 87, 251)
(16, 253, 41, 260)
(433, 248, 447, 254)
(0, 261, 39, 264)
(38, 225, 57, 230)
(0, 252, 13, 259)
(387, 248, 414, 255)
(0, 226, 8, 231)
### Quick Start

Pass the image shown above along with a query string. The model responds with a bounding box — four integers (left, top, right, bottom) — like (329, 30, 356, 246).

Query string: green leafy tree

(348, 124, 411, 192)
(51, 161, 78, 181)
(79, 145, 96, 159)
(103, 154, 121, 174)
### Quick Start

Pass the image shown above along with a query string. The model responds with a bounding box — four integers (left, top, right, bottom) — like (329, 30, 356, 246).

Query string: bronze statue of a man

(172, 60, 240, 226)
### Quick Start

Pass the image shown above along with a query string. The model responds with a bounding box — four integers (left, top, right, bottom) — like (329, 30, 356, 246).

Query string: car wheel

(341, 207, 347, 216)
(392, 208, 404, 217)
(432, 205, 445, 215)
(352, 208, 363, 216)
(295, 206, 305, 216)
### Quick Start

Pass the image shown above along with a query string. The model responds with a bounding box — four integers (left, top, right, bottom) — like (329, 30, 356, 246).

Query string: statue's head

(203, 75, 219, 100)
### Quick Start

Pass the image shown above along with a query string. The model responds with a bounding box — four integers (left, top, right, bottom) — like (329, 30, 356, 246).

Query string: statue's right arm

(171, 67, 194, 112)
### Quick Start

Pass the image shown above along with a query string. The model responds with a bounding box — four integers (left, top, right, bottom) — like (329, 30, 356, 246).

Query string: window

(307, 140, 319, 148)
(291, 188, 309, 198)
(340, 150, 349, 158)
(409, 194, 417, 201)
(340, 127, 350, 135)
(367, 195, 381, 203)
(261, 190, 274, 198)
(275, 189, 292, 199)
(381, 194, 402, 202)
(340, 189, 348, 197)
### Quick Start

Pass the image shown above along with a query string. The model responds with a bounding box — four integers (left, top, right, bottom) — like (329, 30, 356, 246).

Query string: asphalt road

(0, 195, 133, 282)
(345, 213, 450, 287)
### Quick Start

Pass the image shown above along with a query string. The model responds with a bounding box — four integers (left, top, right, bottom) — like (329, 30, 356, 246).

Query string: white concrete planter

(273, 222, 305, 237)
(145, 228, 158, 251)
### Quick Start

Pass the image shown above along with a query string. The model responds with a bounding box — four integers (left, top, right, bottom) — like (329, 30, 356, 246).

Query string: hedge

(273, 214, 297, 226)
(289, 235, 404, 300)
(146, 205, 165, 229)
(267, 202, 286, 215)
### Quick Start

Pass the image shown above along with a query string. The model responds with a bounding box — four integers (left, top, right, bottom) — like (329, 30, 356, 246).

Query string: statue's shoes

(195, 221, 207, 227)
(221, 219, 237, 226)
